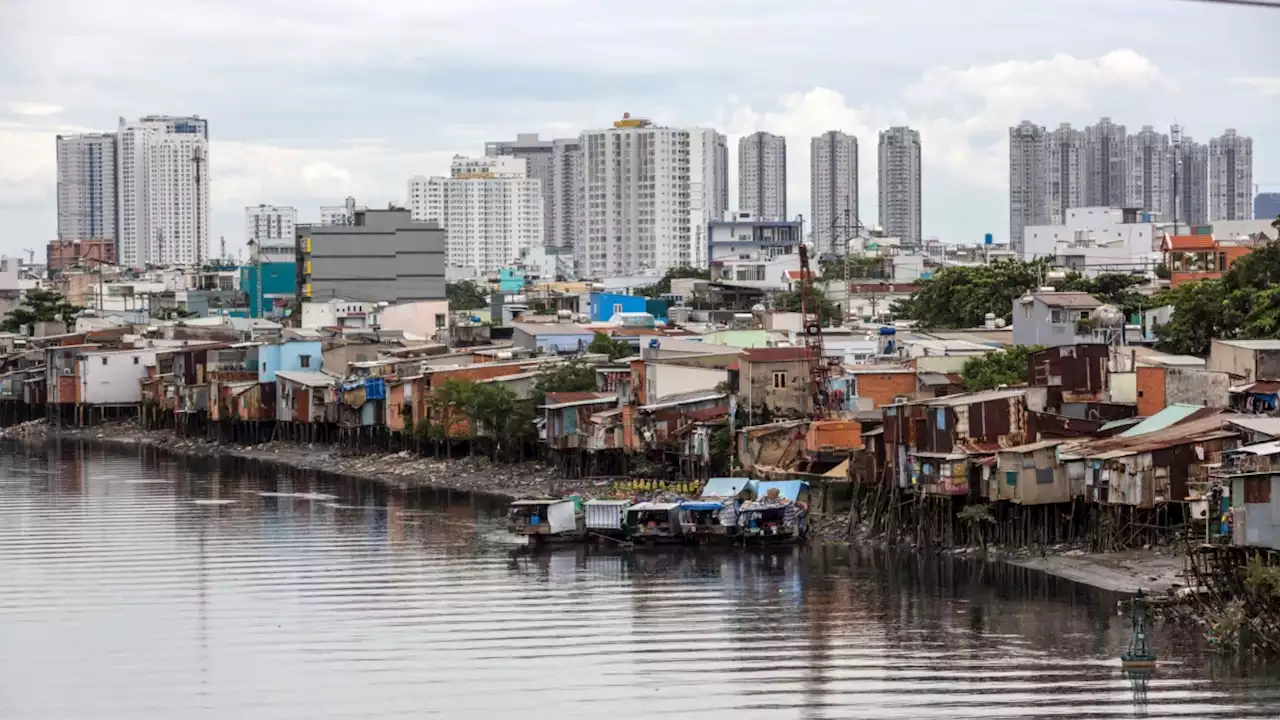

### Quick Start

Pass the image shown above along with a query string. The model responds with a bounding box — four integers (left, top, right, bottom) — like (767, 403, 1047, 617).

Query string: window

(133, 356, 139, 365)
(299, 355, 311, 368)
(772, 371, 787, 389)
(435, 314, 446, 329)
(1050, 309, 1064, 323)
(101, 357, 108, 365)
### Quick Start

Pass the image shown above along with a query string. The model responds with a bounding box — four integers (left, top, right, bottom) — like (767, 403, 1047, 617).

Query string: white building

(707, 212, 803, 290)
(116, 116, 209, 267)
(1124, 126, 1172, 221)
(245, 205, 297, 247)
(55, 133, 117, 242)
(1210, 129, 1253, 222)
(877, 126, 922, 248)
(79, 349, 159, 406)
(578, 115, 727, 278)
(1023, 206, 1159, 263)
(408, 155, 544, 274)
(485, 134, 583, 251)
(320, 197, 364, 226)
(810, 130, 858, 255)
(738, 131, 786, 220)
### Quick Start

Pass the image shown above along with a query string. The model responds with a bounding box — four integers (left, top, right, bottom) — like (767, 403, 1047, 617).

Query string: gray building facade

(298, 208, 445, 305)
(739, 131, 787, 220)
(1085, 117, 1126, 208)
(877, 126, 922, 248)
(810, 130, 859, 255)
(485, 133, 582, 252)
(56, 133, 118, 242)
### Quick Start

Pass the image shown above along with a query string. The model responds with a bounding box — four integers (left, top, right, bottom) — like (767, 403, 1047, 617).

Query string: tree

(1, 289, 81, 334)
(446, 280, 488, 311)
(892, 258, 1150, 329)
(772, 284, 841, 326)
(153, 307, 198, 321)
(1153, 235, 1280, 356)
(960, 345, 1043, 391)
(531, 359, 597, 405)
(636, 266, 708, 299)
(587, 331, 634, 361)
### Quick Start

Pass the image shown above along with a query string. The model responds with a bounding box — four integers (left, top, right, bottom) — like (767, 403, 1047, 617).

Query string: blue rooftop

(700, 477, 756, 498)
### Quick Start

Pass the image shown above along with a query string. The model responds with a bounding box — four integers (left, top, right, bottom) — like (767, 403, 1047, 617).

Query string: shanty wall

(1164, 368, 1230, 409)
(1232, 475, 1280, 551)
(996, 447, 1069, 505)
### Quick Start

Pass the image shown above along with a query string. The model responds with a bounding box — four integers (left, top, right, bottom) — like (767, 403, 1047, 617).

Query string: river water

(1, 442, 1278, 719)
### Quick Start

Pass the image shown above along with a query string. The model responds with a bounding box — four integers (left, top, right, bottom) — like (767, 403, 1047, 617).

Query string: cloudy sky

(2, 0, 1277, 261)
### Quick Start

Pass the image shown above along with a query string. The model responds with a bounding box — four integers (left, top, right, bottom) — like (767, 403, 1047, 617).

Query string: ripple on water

(0, 441, 1278, 720)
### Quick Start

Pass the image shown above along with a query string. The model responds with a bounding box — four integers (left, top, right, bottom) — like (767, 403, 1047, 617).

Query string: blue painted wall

(241, 261, 298, 318)
(589, 292, 648, 322)
(259, 340, 323, 383)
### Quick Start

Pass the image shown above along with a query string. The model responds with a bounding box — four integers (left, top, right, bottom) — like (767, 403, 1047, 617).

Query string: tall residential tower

(1009, 121, 1046, 254)
(578, 115, 727, 277)
(1085, 117, 1126, 208)
(1209, 129, 1253, 221)
(484, 133, 583, 250)
(737, 131, 787, 220)
(877, 126, 922, 248)
(1124, 126, 1172, 221)
(809, 131, 859, 255)
(56, 133, 118, 243)
(115, 115, 210, 267)
(408, 156, 544, 274)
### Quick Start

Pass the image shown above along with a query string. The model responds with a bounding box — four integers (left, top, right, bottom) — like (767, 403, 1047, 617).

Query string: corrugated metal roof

(1033, 292, 1102, 309)
(1227, 441, 1280, 457)
(998, 438, 1068, 454)
(1098, 417, 1144, 433)
(1225, 417, 1280, 439)
(1216, 339, 1280, 350)
(276, 370, 337, 388)
(1120, 403, 1205, 436)
(925, 388, 1025, 406)
(918, 372, 953, 387)
(1064, 415, 1241, 459)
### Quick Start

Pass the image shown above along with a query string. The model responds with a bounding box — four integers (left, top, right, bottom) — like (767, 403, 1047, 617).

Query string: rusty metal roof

(1062, 415, 1242, 459)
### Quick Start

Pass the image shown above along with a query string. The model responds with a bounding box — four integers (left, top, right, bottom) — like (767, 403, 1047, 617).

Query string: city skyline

(6, 0, 1278, 262)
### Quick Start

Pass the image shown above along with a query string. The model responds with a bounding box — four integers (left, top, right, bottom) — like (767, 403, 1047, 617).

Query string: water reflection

(1, 440, 1279, 719)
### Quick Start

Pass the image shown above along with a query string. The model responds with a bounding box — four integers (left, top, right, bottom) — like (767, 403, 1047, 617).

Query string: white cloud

(7, 102, 64, 116)
(719, 50, 1177, 236)
(1231, 77, 1280, 97)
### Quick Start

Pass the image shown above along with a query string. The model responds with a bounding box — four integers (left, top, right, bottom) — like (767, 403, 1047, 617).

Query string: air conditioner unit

(61, 368, 73, 376)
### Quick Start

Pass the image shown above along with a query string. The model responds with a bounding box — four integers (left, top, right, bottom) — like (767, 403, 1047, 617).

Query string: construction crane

(797, 243, 831, 420)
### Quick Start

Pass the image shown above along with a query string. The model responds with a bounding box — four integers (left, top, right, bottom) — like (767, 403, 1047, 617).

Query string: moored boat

(507, 498, 585, 546)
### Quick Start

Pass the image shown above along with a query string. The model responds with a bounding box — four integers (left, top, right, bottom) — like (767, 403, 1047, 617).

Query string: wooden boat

(507, 498, 585, 546)
(623, 502, 685, 545)
(737, 481, 810, 545)
(678, 500, 738, 544)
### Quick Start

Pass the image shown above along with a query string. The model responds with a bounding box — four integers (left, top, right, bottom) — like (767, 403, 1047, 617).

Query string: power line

(1174, 0, 1280, 8)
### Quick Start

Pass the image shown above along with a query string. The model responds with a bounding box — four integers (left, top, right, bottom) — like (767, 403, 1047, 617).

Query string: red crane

(797, 244, 831, 419)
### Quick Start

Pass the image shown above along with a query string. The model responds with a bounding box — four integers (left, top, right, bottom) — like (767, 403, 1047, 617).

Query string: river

(1, 441, 1278, 719)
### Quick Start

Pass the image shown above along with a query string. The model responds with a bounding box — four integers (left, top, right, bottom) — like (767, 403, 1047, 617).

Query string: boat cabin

(624, 502, 682, 543)
(678, 500, 736, 541)
(507, 499, 583, 544)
